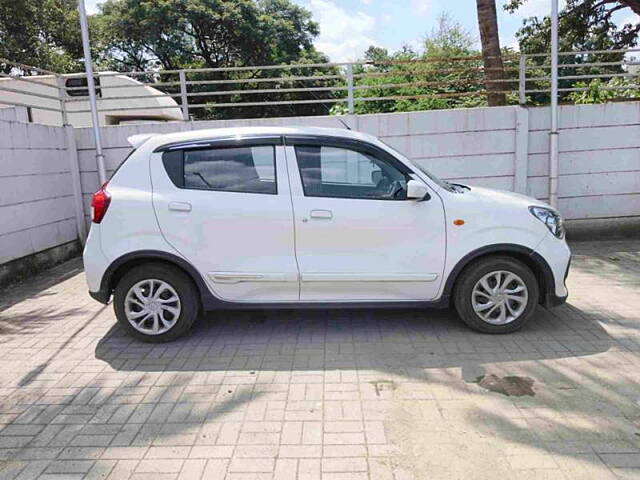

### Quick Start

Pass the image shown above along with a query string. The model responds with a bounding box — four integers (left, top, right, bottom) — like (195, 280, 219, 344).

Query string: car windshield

(378, 139, 454, 192)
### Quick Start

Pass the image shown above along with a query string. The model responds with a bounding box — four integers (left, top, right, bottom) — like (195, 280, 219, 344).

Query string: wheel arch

(443, 244, 554, 306)
(95, 250, 210, 306)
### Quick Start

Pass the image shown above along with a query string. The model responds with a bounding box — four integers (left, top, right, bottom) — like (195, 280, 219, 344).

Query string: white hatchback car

(83, 126, 570, 342)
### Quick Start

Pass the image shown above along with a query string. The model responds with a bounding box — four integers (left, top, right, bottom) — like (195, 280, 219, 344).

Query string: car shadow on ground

(95, 302, 613, 374)
(88, 303, 637, 475)
(90, 301, 636, 472)
(3, 244, 638, 477)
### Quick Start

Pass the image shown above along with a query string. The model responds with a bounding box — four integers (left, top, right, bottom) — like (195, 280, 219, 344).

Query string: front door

(151, 139, 299, 302)
(284, 138, 446, 302)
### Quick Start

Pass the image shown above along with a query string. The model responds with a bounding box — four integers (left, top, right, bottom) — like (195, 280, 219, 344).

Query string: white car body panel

(437, 186, 548, 294)
(283, 145, 446, 302)
(533, 232, 571, 297)
(82, 125, 571, 311)
(98, 150, 177, 263)
(150, 147, 300, 302)
(82, 226, 109, 292)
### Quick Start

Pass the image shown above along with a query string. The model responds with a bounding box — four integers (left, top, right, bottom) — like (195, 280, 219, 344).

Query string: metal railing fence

(0, 48, 638, 124)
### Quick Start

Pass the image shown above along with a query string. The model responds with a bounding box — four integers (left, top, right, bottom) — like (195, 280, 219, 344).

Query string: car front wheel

(453, 256, 539, 333)
(113, 263, 199, 342)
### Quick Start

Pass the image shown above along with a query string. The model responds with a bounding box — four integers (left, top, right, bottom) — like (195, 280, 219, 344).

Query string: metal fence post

(179, 70, 189, 121)
(549, 0, 560, 208)
(78, 0, 107, 185)
(518, 54, 527, 105)
(346, 64, 354, 114)
(56, 75, 69, 125)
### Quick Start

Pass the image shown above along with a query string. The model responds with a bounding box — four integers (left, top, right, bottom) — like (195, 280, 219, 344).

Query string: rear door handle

(310, 209, 333, 219)
(168, 201, 192, 212)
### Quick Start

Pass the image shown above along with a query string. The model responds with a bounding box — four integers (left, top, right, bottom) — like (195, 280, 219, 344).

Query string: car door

(284, 136, 446, 302)
(151, 137, 299, 302)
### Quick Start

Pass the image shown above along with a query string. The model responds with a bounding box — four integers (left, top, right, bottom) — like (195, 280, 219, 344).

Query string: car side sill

(200, 295, 451, 311)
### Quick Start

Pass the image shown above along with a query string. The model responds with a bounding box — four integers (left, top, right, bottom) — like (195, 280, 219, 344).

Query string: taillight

(91, 183, 111, 223)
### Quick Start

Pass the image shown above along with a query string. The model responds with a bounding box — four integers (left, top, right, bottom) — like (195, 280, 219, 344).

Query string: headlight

(529, 206, 565, 239)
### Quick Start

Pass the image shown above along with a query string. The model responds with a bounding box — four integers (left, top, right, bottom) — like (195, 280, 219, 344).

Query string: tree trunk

(476, 0, 507, 106)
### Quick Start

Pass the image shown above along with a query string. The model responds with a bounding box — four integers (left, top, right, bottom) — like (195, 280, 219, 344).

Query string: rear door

(284, 136, 446, 302)
(151, 137, 299, 302)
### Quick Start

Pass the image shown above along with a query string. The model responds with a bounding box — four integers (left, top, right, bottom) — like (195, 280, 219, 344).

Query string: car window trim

(284, 135, 412, 175)
(154, 135, 283, 153)
(162, 143, 279, 195)
(286, 136, 412, 201)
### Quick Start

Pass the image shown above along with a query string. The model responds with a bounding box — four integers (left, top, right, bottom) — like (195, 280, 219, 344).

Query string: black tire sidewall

(113, 264, 199, 342)
(453, 256, 539, 334)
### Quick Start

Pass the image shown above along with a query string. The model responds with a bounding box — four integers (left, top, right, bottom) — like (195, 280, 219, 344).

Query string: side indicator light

(453, 219, 465, 226)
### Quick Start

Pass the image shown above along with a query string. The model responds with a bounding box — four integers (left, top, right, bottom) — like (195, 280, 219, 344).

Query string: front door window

(294, 145, 409, 200)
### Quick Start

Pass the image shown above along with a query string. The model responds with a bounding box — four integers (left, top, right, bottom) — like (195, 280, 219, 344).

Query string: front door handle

(168, 201, 192, 212)
(310, 209, 333, 219)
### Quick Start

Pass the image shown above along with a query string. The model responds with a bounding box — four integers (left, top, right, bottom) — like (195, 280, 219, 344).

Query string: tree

(92, 0, 332, 119)
(424, 12, 475, 57)
(476, 0, 507, 106)
(505, 0, 640, 104)
(95, 0, 322, 71)
(331, 13, 501, 116)
(92, 0, 338, 120)
(505, 0, 640, 54)
(0, 0, 83, 73)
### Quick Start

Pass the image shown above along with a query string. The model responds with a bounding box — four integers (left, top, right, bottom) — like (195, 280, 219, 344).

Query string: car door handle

(310, 209, 333, 219)
(168, 201, 192, 212)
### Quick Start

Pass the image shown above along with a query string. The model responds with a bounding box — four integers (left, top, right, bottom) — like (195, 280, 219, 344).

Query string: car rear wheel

(453, 256, 539, 333)
(113, 263, 199, 342)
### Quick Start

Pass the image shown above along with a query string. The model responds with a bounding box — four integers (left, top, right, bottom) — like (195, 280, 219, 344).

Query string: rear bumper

(83, 225, 111, 304)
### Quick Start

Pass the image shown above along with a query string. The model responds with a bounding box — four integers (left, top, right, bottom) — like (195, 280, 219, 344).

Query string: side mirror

(406, 179, 431, 201)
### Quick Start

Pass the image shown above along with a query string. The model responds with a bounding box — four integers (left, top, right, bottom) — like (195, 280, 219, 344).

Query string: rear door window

(164, 145, 277, 195)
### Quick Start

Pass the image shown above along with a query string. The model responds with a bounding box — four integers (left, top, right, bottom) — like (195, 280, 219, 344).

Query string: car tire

(113, 263, 199, 342)
(453, 256, 539, 334)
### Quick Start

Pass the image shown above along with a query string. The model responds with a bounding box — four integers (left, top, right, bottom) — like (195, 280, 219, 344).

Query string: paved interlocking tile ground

(1, 240, 640, 479)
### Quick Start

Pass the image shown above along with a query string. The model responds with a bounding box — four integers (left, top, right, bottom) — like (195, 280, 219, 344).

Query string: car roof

(137, 125, 381, 151)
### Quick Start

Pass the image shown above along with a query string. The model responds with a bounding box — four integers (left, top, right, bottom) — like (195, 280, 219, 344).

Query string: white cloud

(360, 0, 373, 5)
(309, 0, 378, 61)
(411, 0, 432, 16)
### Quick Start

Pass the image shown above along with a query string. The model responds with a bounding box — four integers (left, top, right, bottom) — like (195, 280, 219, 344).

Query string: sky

(84, 0, 638, 62)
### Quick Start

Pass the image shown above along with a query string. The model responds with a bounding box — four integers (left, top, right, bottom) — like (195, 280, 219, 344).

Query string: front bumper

(89, 289, 111, 305)
(534, 233, 571, 307)
(545, 255, 571, 307)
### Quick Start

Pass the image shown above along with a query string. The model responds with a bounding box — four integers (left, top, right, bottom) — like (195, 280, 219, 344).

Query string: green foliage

(95, 0, 322, 70)
(0, 0, 83, 73)
(2, 0, 637, 119)
(506, 0, 639, 54)
(331, 13, 519, 116)
(90, 0, 338, 120)
(568, 76, 640, 104)
(505, 0, 640, 105)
